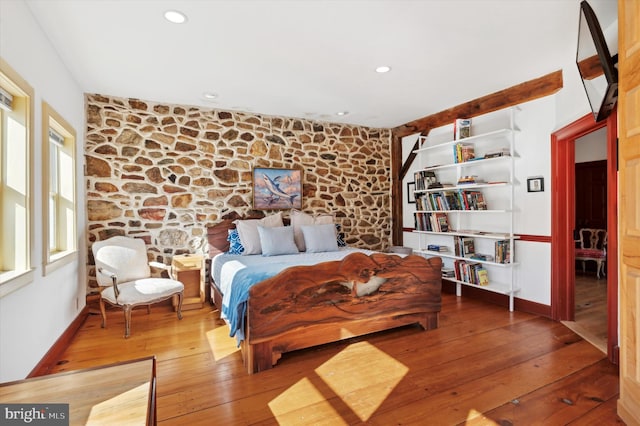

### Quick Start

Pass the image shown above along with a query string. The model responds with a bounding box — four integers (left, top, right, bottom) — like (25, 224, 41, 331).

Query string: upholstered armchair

(92, 236, 184, 337)
(575, 228, 607, 279)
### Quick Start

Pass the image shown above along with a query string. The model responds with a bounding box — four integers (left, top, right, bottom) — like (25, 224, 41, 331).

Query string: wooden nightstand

(171, 254, 205, 311)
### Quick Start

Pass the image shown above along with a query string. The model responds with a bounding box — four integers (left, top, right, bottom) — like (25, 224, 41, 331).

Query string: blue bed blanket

(222, 262, 292, 344)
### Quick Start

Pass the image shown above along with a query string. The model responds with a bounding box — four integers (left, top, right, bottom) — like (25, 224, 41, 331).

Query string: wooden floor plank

(465, 358, 620, 425)
(43, 292, 622, 425)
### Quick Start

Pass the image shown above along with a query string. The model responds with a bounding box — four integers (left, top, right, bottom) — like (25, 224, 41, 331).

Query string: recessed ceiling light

(164, 10, 187, 24)
(375, 66, 391, 73)
(336, 111, 349, 116)
(202, 92, 218, 100)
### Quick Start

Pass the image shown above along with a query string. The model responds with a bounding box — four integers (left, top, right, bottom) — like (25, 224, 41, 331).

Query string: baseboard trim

(442, 280, 551, 318)
(27, 306, 90, 378)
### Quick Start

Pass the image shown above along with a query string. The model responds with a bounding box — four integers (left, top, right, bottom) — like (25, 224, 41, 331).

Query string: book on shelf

(413, 212, 450, 232)
(454, 118, 472, 140)
(442, 267, 455, 278)
(427, 244, 449, 252)
(457, 175, 480, 185)
(464, 190, 487, 210)
(427, 182, 453, 189)
(477, 268, 489, 286)
(454, 236, 475, 257)
(414, 170, 438, 191)
(436, 213, 449, 232)
(462, 238, 475, 257)
(484, 148, 511, 158)
(417, 189, 487, 211)
(470, 253, 494, 262)
(454, 142, 475, 163)
(453, 259, 486, 285)
(495, 239, 511, 263)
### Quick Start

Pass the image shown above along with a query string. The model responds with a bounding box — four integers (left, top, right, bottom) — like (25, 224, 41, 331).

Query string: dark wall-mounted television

(576, 0, 618, 122)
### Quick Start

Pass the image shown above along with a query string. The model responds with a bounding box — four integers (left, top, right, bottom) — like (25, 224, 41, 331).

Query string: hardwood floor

(49, 293, 623, 425)
(562, 272, 608, 354)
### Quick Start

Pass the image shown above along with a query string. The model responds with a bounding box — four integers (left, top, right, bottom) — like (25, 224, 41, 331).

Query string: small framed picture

(527, 177, 544, 192)
(407, 181, 416, 203)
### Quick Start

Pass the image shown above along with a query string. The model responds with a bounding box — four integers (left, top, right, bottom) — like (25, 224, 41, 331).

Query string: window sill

(0, 268, 36, 298)
(43, 250, 78, 276)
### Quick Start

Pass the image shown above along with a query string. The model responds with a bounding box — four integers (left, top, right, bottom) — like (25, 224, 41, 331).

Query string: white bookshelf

(412, 107, 519, 311)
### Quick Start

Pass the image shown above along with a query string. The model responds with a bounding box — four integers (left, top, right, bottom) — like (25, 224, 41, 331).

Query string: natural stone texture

(129, 99, 148, 110)
(84, 93, 392, 288)
(222, 129, 238, 140)
(86, 155, 111, 177)
(95, 182, 118, 192)
(87, 200, 122, 221)
(214, 168, 239, 183)
(123, 182, 157, 193)
(139, 208, 166, 221)
(116, 129, 142, 145)
(143, 196, 168, 206)
(171, 194, 192, 208)
(151, 132, 174, 145)
(158, 229, 189, 247)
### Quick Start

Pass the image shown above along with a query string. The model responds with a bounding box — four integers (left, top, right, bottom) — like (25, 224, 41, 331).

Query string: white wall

(0, 0, 86, 382)
(576, 127, 607, 163)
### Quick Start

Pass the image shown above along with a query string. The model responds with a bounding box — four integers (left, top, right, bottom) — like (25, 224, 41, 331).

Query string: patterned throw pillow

(335, 223, 347, 247)
(227, 229, 245, 255)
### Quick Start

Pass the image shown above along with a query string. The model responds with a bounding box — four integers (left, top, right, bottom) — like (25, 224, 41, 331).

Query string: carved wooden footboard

(243, 252, 442, 374)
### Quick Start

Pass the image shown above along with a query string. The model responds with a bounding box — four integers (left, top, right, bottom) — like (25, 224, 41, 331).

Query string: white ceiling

(24, 0, 618, 129)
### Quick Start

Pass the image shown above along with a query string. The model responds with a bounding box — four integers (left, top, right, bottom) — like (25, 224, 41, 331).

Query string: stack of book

(495, 240, 511, 263)
(453, 259, 488, 285)
(454, 143, 475, 163)
(442, 267, 455, 279)
(484, 147, 511, 158)
(414, 212, 450, 232)
(470, 253, 495, 262)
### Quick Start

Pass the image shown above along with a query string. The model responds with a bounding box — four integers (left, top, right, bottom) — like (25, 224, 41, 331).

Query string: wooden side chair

(92, 236, 184, 337)
(575, 228, 608, 279)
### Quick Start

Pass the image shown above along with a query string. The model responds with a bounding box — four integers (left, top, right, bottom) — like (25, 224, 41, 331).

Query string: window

(0, 58, 34, 296)
(42, 102, 77, 275)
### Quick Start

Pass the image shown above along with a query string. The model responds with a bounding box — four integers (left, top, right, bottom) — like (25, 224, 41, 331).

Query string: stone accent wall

(85, 94, 392, 289)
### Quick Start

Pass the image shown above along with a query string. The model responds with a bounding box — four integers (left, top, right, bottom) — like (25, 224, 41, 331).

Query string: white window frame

(42, 101, 77, 275)
(0, 58, 34, 297)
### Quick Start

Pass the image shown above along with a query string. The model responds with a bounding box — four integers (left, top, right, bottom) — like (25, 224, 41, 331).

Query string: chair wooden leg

(176, 292, 184, 320)
(123, 306, 132, 338)
(99, 298, 107, 329)
(597, 260, 606, 279)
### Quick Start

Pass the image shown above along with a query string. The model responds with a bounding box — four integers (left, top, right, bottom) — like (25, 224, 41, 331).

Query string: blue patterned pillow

(335, 223, 347, 247)
(227, 229, 245, 255)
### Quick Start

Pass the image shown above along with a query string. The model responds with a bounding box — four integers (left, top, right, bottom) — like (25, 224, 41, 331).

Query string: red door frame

(550, 111, 618, 363)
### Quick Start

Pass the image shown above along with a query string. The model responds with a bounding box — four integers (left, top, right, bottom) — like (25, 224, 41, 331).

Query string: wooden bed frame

(206, 217, 442, 374)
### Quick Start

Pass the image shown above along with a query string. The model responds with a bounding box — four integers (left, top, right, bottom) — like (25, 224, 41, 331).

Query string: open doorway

(570, 128, 608, 352)
(550, 111, 618, 363)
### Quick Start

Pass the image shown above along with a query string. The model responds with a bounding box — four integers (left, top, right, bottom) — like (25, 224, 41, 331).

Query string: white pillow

(257, 226, 299, 256)
(301, 223, 339, 253)
(290, 209, 334, 251)
(234, 212, 283, 255)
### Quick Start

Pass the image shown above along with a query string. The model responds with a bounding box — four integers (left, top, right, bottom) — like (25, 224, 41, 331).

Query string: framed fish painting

(252, 167, 303, 210)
